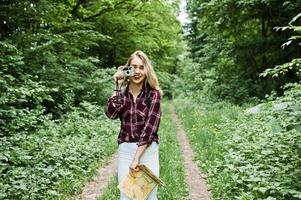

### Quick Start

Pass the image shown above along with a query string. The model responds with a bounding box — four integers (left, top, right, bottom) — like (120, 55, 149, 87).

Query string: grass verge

(174, 97, 301, 200)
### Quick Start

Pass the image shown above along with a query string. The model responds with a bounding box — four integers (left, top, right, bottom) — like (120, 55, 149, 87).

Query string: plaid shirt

(105, 86, 161, 146)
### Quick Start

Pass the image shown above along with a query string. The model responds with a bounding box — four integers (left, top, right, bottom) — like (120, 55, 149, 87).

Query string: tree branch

(71, 0, 86, 18)
(83, 0, 129, 20)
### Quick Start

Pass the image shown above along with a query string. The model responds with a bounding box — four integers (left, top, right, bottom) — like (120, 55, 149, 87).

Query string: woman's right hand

(113, 66, 125, 87)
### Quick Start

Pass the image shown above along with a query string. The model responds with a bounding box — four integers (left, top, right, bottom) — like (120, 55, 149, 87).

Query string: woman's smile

(133, 75, 142, 80)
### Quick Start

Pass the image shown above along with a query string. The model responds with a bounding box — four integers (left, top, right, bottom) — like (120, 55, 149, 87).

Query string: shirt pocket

(122, 109, 131, 120)
(141, 99, 150, 114)
(136, 110, 146, 125)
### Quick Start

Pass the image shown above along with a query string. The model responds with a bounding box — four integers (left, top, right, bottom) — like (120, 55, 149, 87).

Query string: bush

(0, 102, 119, 199)
(174, 83, 301, 200)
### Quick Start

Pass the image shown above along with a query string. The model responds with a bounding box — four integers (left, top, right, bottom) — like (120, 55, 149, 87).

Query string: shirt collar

(124, 83, 147, 98)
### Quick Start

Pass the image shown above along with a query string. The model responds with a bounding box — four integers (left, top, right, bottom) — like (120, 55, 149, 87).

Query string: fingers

(129, 164, 139, 171)
(129, 171, 136, 178)
(129, 167, 140, 178)
(116, 76, 124, 80)
(130, 166, 140, 172)
(113, 73, 124, 81)
(129, 158, 139, 177)
(113, 66, 125, 83)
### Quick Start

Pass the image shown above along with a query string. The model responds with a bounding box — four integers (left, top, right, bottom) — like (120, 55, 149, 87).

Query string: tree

(185, 0, 301, 101)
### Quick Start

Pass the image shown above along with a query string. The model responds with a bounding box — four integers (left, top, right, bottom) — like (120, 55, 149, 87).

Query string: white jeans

(118, 142, 159, 200)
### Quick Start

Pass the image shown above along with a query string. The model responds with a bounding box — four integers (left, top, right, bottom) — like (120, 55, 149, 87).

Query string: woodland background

(0, 0, 300, 199)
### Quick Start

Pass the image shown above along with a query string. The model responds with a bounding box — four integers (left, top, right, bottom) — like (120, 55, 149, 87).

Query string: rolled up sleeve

(138, 90, 161, 146)
(105, 96, 124, 119)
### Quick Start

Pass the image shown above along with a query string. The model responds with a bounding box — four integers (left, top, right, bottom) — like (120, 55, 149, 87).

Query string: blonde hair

(125, 50, 161, 92)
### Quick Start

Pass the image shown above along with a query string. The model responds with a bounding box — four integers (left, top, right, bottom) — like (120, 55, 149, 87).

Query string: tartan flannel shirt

(105, 86, 161, 147)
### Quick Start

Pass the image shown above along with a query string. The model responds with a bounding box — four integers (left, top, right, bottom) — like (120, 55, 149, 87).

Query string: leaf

(47, 190, 59, 196)
(289, 13, 301, 25)
(281, 40, 292, 49)
(258, 187, 268, 193)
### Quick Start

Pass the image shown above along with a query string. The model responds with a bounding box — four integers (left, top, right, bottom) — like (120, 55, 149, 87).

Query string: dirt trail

(78, 102, 211, 200)
(79, 154, 117, 200)
(169, 103, 212, 200)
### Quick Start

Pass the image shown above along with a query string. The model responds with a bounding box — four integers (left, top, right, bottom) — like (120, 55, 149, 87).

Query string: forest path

(169, 103, 212, 200)
(78, 101, 211, 200)
(78, 154, 117, 200)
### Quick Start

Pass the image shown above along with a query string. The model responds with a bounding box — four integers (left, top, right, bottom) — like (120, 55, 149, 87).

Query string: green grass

(99, 101, 189, 199)
(173, 98, 242, 171)
(98, 176, 119, 200)
(174, 98, 251, 199)
(174, 97, 301, 200)
(173, 98, 246, 199)
(0, 103, 119, 200)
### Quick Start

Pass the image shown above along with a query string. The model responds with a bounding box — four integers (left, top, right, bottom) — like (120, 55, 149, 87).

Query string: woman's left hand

(129, 159, 140, 177)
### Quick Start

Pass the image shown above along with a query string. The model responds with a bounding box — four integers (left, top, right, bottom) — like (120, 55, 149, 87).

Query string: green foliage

(0, 102, 119, 199)
(93, 0, 184, 71)
(176, 42, 256, 102)
(1, 1, 183, 199)
(19, 28, 111, 116)
(157, 103, 189, 199)
(184, 0, 301, 100)
(0, 42, 54, 136)
(98, 176, 119, 200)
(261, 13, 301, 79)
(1, 0, 183, 117)
(157, 71, 176, 99)
(260, 58, 301, 78)
(174, 83, 301, 200)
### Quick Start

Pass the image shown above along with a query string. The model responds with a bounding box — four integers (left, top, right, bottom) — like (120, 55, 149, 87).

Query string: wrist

(112, 89, 121, 97)
(112, 90, 120, 96)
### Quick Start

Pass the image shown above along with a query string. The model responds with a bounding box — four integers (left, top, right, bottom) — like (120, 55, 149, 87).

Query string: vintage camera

(122, 66, 134, 77)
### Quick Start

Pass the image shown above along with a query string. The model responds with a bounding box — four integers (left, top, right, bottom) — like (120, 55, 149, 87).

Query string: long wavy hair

(125, 50, 161, 92)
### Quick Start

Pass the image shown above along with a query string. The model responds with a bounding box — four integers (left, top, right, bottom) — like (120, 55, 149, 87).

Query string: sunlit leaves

(261, 13, 301, 78)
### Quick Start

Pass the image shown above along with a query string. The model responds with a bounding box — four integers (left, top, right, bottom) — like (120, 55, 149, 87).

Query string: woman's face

(129, 56, 146, 86)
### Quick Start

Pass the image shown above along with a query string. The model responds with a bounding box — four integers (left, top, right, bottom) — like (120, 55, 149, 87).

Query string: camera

(122, 66, 134, 77)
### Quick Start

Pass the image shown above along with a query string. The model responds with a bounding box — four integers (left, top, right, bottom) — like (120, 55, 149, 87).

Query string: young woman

(105, 50, 161, 200)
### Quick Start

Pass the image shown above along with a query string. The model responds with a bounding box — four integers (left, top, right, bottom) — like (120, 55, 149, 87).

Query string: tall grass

(98, 176, 119, 200)
(158, 102, 188, 199)
(173, 99, 242, 171)
(174, 97, 301, 200)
